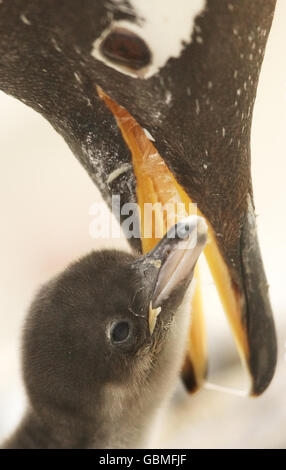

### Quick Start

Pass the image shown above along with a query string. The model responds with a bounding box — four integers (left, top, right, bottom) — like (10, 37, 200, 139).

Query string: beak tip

(241, 198, 278, 396)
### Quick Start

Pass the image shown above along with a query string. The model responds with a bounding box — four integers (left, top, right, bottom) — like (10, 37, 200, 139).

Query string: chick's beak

(144, 216, 207, 335)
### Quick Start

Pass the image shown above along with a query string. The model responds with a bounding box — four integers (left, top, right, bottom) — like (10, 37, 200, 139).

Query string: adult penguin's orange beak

(98, 88, 276, 396)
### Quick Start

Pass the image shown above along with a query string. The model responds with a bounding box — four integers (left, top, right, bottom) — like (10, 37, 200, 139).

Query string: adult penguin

(0, 0, 277, 395)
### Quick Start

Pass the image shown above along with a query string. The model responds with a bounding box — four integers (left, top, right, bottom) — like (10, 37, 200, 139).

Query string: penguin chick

(3, 216, 207, 449)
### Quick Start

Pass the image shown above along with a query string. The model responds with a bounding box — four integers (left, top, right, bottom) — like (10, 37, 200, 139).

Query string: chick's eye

(110, 321, 130, 344)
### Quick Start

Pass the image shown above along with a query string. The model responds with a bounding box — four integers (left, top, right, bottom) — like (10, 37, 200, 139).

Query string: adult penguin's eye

(100, 27, 151, 70)
(110, 321, 131, 344)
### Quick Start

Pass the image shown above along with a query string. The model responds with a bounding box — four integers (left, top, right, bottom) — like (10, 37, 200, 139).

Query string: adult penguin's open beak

(97, 88, 277, 396)
(0, 0, 277, 395)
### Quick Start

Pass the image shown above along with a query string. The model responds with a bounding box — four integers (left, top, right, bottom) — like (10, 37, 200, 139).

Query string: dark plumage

(2, 217, 207, 449)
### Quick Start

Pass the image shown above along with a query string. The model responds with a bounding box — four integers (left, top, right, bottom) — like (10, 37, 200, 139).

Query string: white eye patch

(91, 0, 206, 78)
